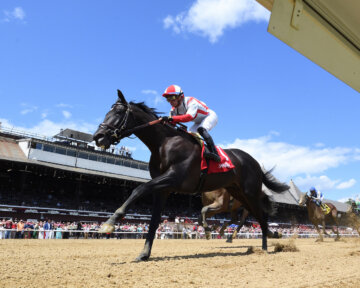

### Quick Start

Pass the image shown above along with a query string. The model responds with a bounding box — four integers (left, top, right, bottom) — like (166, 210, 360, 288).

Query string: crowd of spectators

(1, 217, 358, 240)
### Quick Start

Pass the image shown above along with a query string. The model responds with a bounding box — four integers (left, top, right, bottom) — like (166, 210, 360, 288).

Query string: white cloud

(141, 89, 165, 106)
(20, 103, 38, 115)
(62, 110, 72, 119)
(56, 103, 73, 108)
(293, 175, 340, 192)
(0, 118, 97, 137)
(13, 7, 25, 20)
(163, 0, 270, 43)
(0, 118, 14, 127)
(220, 134, 360, 195)
(141, 90, 157, 95)
(20, 109, 34, 115)
(338, 193, 360, 203)
(221, 135, 358, 179)
(41, 111, 49, 119)
(336, 179, 356, 190)
(3, 7, 25, 22)
(153, 95, 164, 106)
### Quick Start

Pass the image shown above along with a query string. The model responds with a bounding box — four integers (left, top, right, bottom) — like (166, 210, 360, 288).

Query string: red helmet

(162, 85, 184, 97)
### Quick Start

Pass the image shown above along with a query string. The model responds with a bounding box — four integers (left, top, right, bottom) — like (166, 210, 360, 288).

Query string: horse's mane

(130, 101, 163, 119)
(129, 101, 199, 145)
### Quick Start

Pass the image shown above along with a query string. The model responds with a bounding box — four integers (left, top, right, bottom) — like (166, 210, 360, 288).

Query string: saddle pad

(201, 146, 235, 174)
(322, 203, 331, 215)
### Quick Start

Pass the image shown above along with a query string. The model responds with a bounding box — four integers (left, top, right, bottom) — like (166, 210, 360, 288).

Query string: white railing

(0, 229, 358, 240)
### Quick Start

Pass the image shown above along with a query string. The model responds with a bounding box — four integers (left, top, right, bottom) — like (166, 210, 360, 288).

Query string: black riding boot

(197, 127, 221, 162)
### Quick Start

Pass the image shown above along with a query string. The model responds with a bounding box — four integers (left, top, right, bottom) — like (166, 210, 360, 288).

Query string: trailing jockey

(160, 84, 221, 162)
(309, 187, 324, 208)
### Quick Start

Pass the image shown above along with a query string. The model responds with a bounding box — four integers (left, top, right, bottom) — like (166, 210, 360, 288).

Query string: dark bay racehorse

(93, 90, 290, 261)
(299, 193, 340, 241)
(200, 188, 249, 242)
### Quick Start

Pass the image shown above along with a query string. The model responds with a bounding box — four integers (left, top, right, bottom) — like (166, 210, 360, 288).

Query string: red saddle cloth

(200, 146, 235, 174)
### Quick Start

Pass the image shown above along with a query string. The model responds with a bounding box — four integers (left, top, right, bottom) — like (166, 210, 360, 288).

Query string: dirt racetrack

(1, 237, 359, 288)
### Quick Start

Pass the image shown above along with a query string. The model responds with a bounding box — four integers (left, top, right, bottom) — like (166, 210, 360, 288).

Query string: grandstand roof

(0, 136, 27, 161)
(264, 179, 350, 212)
(54, 128, 93, 143)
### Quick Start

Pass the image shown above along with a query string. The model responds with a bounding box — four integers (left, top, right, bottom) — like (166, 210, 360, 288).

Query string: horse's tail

(262, 168, 289, 193)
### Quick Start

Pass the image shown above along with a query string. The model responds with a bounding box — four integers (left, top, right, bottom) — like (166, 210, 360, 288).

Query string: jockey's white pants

(189, 109, 218, 133)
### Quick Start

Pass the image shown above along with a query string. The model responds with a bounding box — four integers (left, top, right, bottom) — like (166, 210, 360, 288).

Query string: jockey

(351, 199, 360, 215)
(160, 84, 221, 162)
(356, 200, 360, 215)
(309, 187, 324, 207)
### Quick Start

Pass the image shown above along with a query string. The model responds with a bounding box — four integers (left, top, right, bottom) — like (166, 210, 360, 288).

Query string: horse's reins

(99, 102, 189, 143)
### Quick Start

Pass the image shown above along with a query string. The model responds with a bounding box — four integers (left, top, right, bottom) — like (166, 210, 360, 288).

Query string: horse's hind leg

(219, 222, 229, 237)
(322, 220, 329, 237)
(233, 209, 249, 240)
(331, 225, 340, 241)
(201, 189, 226, 239)
(315, 225, 323, 242)
(332, 216, 340, 241)
(227, 208, 245, 242)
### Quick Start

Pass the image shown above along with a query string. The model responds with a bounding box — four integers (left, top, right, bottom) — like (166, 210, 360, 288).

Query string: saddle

(189, 132, 235, 193)
(188, 132, 234, 173)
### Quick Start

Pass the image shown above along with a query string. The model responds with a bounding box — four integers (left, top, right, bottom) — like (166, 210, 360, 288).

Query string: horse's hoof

(134, 254, 149, 262)
(226, 238, 233, 243)
(334, 237, 340, 241)
(315, 239, 323, 242)
(99, 223, 115, 234)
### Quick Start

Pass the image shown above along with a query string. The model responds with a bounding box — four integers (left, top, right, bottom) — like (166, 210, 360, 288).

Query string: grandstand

(0, 125, 350, 226)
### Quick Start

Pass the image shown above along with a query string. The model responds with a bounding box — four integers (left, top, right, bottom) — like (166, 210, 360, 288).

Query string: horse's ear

(117, 89, 127, 104)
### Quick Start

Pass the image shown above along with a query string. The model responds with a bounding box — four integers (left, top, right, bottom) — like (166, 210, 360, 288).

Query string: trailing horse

(199, 188, 249, 242)
(343, 206, 360, 235)
(93, 90, 290, 261)
(299, 193, 340, 241)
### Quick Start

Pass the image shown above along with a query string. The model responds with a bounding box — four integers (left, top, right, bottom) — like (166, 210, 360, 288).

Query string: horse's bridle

(98, 102, 132, 143)
(98, 102, 163, 144)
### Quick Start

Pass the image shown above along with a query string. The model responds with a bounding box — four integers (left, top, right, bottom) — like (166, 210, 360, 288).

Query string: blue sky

(1, 0, 359, 202)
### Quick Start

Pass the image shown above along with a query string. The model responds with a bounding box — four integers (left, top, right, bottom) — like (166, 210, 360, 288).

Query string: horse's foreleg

(100, 186, 148, 233)
(100, 173, 176, 234)
(135, 192, 168, 262)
